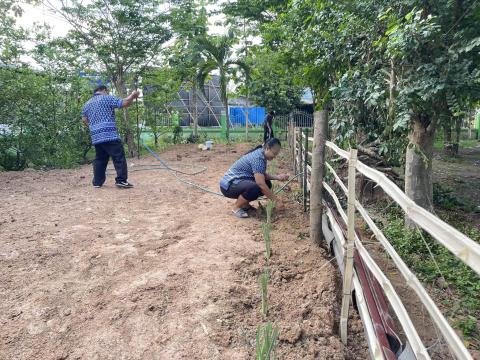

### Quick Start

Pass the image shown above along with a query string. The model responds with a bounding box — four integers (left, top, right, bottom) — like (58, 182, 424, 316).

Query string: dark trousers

(221, 179, 272, 201)
(93, 140, 128, 186)
(263, 127, 274, 142)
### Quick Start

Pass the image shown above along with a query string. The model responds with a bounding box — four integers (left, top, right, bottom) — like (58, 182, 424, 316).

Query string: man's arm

(82, 116, 89, 127)
(121, 90, 140, 108)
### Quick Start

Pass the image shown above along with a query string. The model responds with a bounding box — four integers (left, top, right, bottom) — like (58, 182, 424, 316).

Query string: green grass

(256, 322, 279, 360)
(266, 200, 275, 224)
(377, 204, 480, 346)
(262, 222, 272, 261)
(433, 129, 479, 150)
(259, 268, 269, 317)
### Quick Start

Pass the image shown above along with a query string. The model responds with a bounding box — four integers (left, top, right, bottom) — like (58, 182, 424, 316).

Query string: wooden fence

(287, 113, 480, 360)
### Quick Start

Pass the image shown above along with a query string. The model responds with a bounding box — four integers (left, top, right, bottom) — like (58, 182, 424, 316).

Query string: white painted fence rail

(325, 140, 480, 278)
(288, 126, 477, 359)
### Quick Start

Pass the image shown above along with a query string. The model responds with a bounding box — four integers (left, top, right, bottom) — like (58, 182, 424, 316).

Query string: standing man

(263, 110, 276, 143)
(82, 85, 139, 188)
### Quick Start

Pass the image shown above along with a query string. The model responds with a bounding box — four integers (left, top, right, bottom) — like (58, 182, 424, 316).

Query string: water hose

(141, 142, 303, 199)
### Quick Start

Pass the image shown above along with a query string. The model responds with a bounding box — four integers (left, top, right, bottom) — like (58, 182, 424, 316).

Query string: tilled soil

(0, 143, 368, 360)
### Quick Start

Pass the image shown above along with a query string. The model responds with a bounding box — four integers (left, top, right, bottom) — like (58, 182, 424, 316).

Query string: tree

(44, 0, 172, 157)
(168, 0, 209, 138)
(196, 31, 249, 140)
(237, 46, 303, 114)
(230, 0, 480, 222)
(0, 0, 27, 65)
(142, 66, 183, 146)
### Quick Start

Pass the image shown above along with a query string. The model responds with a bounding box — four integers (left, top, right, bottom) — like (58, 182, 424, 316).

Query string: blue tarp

(229, 107, 266, 126)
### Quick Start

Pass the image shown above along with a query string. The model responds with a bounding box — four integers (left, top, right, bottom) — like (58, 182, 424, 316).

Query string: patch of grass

(433, 183, 475, 211)
(256, 322, 279, 360)
(262, 222, 272, 260)
(266, 200, 275, 224)
(461, 139, 480, 149)
(379, 205, 480, 345)
(259, 268, 269, 317)
(433, 137, 479, 151)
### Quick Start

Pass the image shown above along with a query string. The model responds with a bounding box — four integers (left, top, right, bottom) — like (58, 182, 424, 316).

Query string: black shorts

(221, 179, 272, 202)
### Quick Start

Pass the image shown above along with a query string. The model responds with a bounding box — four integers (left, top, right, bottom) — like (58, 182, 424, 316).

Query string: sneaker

(93, 185, 102, 188)
(232, 208, 249, 218)
(116, 181, 134, 188)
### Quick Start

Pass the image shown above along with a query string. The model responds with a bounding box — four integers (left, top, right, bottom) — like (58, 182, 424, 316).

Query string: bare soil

(433, 144, 480, 226)
(0, 144, 367, 360)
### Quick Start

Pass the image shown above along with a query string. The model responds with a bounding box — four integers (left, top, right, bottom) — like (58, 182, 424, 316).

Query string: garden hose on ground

(139, 142, 303, 199)
(106, 163, 207, 176)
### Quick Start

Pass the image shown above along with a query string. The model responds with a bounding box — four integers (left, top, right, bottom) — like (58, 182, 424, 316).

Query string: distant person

(81, 85, 139, 189)
(220, 138, 289, 218)
(263, 110, 276, 143)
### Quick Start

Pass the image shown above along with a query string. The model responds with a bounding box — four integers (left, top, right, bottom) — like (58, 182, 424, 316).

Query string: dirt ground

(433, 144, 480, 225)
(0, 143, 367, 360)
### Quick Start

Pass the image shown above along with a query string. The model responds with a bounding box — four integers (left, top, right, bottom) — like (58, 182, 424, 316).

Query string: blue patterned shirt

(220, 148, 267, 190)
(82, 94, 123, 145)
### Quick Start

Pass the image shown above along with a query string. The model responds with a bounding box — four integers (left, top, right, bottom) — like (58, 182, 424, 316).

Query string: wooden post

(340, 148, 358, 345)
(299, 129, 304, 191)
(303, 128, 309, 212)
(309, 111, 328, 245)
(293, 126, 297, 175)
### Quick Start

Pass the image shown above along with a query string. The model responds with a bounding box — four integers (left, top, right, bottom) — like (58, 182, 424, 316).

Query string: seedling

(259, 268, 269, 316)
(266, 200, 275, 224)
(256, 322, 279, 360)
(262, 222, 272, 260)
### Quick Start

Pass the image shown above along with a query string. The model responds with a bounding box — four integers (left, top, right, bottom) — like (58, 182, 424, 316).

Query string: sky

(17, 1, 228, 40)
(15, 1, 254, 90)
(18, 2, 72, 39)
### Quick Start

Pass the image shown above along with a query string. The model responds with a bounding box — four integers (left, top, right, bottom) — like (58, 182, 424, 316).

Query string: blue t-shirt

(220, 148, 267, 190)
(82, 94, 123, 145)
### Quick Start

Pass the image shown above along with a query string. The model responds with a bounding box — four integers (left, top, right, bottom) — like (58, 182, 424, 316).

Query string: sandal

(232, 208, 249, 218)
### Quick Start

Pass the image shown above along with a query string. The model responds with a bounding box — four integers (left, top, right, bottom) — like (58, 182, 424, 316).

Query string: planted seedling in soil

(266, 200, 275, 224)
(262, 222, 272, 260)
(259, 268, 269, 316)
(256, 322, 279, 360)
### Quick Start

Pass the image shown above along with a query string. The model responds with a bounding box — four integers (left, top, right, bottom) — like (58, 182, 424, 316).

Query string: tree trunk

(113, 76, 137, 158)
(219, 71, 230, 141)
(224, 101, 230, 141)
(453, 117, 461, 155)
(405, 113, 436, 227)
(443, 119, 454, 156)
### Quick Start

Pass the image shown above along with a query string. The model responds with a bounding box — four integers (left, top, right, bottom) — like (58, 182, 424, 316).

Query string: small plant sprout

(266, 200, 275, 224)
(262, 222, 272, 260)
(259, 268, 269, 316)
(255, 322, 279, 360)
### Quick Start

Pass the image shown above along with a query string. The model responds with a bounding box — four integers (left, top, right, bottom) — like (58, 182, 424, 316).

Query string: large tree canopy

(43, 0, 173, 156)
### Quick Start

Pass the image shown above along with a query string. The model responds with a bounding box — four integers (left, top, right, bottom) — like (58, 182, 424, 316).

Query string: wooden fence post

(293, 126, 298, 175)
(340, 148, 358, 344)
(303, 128, 309, 212)
(299, 129, 304, 191)
(309, 111, 328, 245)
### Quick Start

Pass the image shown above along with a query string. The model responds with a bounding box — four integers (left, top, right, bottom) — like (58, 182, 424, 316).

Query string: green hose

(139, 142, 302, 199)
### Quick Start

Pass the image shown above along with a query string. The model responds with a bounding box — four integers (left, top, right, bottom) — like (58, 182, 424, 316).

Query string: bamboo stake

(303, 128, 309, 212)
(340, 148, 358, 344)
(298, 129, 303, 192)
